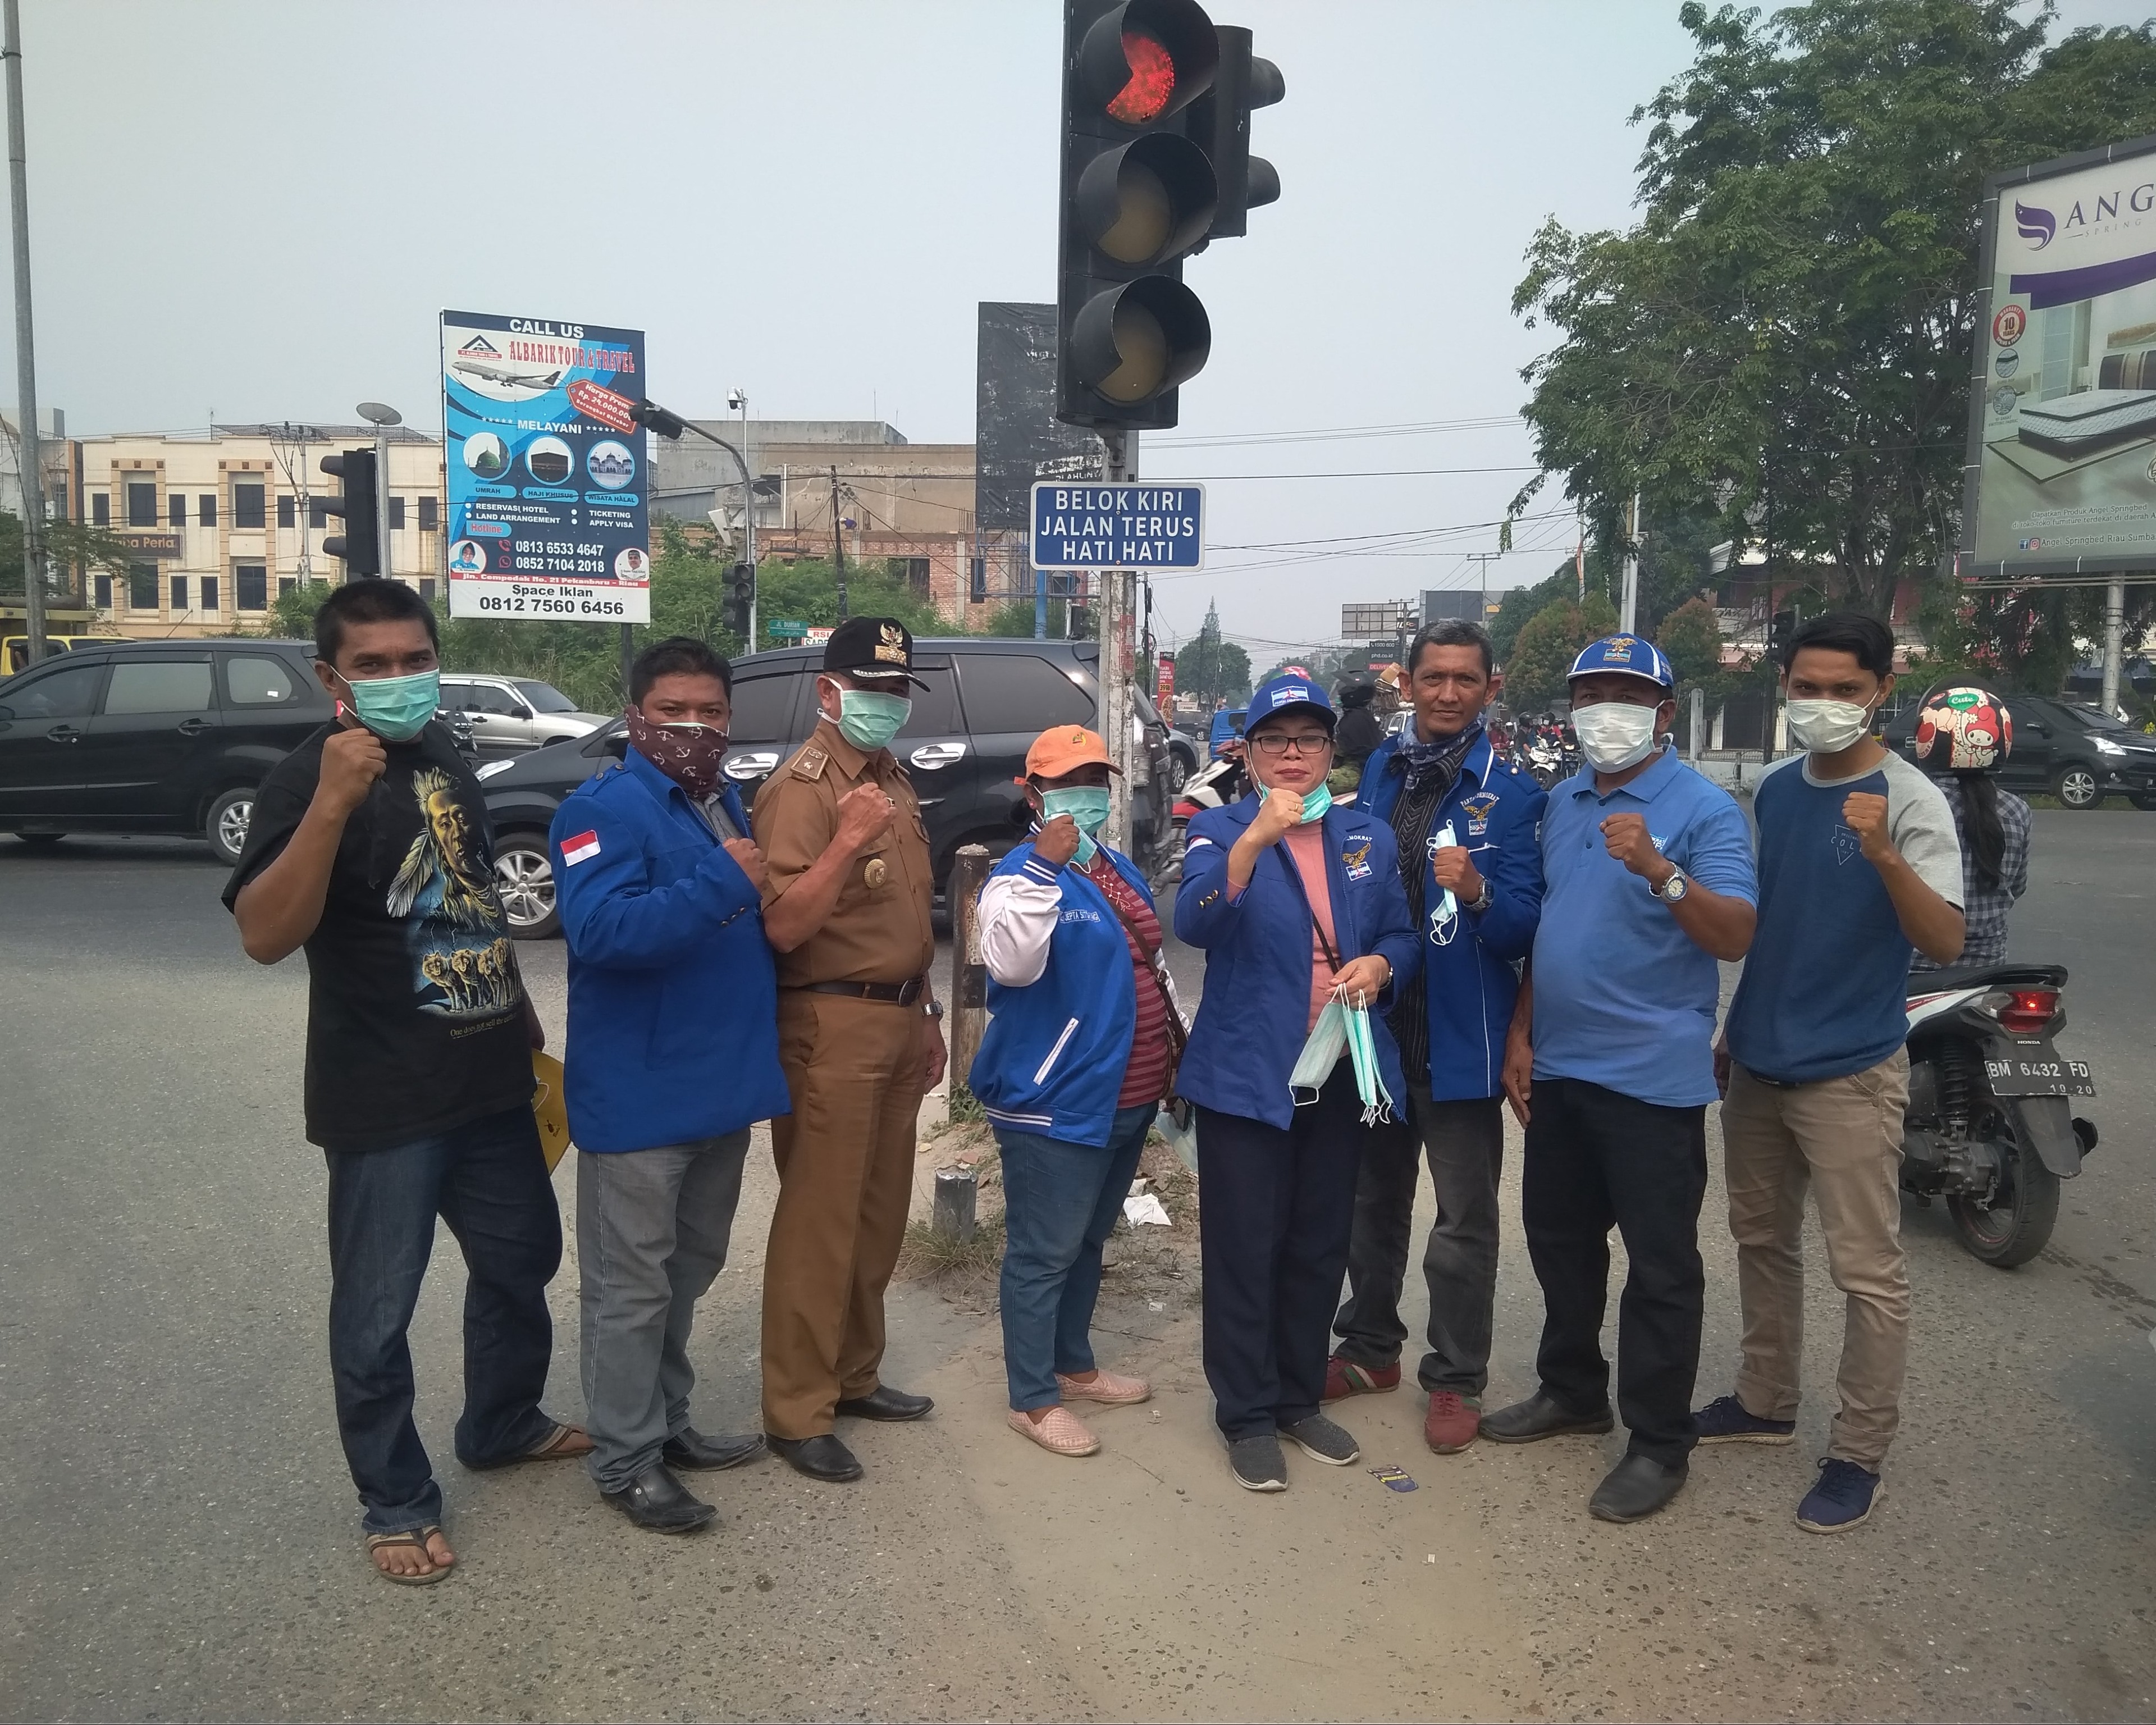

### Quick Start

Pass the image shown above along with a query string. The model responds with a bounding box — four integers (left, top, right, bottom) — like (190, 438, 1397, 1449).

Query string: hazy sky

(10, 0, 2149, 657)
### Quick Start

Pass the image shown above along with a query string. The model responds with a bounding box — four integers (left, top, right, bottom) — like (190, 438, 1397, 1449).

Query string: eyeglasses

(1250, 731, 1333, 757)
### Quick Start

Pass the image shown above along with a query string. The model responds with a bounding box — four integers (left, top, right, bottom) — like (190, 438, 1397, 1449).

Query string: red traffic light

(1076, 0, 1217, 129)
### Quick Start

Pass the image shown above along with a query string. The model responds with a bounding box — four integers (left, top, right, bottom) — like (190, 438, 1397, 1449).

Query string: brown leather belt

(794, 978, 925, 1007)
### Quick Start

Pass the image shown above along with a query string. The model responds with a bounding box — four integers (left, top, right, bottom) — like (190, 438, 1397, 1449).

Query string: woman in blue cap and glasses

(1175, 674, 1421, 1492)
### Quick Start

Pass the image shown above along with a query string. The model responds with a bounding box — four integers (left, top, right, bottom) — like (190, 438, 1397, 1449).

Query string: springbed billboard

(1962, 134, 2156, 580)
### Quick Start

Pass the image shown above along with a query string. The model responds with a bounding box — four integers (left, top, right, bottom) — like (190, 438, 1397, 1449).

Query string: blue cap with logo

(1245, 673, 1337, 732)
(1568, 634, 1674, 690)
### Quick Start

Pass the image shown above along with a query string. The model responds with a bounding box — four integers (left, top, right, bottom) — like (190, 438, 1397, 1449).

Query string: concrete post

(947, 842, 992, 1095)
(2102, 575, 2125, 717)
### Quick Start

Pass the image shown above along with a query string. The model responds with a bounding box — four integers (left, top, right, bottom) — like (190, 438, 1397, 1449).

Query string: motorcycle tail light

(1993, 988, 2059, 1034)
(1172, 800, 1199, 820)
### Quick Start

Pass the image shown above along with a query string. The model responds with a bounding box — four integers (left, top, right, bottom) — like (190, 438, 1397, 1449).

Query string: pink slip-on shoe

(1056, 1368, 1152, 1406)
(1007, 1405, 1100, 1457)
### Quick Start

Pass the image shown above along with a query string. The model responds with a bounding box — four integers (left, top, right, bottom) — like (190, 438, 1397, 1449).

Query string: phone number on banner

(454, 581, 644, 620)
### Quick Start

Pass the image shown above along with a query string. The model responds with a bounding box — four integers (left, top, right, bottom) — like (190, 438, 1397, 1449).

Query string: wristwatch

(1651, 866, 1689, 903)
(922, 999, 945, 1021)
(1464, 879, 1494, 916)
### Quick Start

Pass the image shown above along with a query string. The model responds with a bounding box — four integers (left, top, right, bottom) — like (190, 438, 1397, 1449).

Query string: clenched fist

(316, 723, 387, 819)
(1600, 811, 1673, 885)
(1250, 784, 1308, 846)
(1430, 842, 1484, 903)
(1842, 791, 1894, 864)
(833, 782, 897, 855)
(1034, 811, 1082, 866)
(722, 837, 770, 893)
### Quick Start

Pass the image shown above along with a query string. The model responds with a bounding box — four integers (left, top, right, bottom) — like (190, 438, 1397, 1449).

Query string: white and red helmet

(1914, 686, 2013, 772)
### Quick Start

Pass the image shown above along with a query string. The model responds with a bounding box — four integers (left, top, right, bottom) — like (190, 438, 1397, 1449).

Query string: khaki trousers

(761, 991, 927, 1439)
(1721, 1052, 1910, 1471)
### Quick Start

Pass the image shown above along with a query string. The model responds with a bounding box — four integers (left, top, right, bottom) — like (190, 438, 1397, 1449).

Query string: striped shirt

(1085, 851, 1176, 1107)
(1910, 776, 2030, 972)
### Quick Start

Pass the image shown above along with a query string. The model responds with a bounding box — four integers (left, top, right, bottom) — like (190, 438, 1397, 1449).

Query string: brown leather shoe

(1424, 1391, 1482, 1454)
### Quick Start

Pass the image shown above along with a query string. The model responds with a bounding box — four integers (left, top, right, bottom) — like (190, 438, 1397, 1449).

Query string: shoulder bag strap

(1270, 837, 1344, 975)
(1086, 862, 1188, 1063)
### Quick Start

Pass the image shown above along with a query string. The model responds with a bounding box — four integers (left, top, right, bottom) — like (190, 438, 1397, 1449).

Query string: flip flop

(464, 1421, 594, 1471)
(366, 1525, 453, 1586)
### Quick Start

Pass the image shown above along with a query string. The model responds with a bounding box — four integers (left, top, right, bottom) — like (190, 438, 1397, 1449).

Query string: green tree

(1505, 599, 1588, 712)
(1176, 635, 1250, 708)
(1512, 2, 2156, 620)
(0, 510, 142, 599)
(1655, 595, 1725, 688)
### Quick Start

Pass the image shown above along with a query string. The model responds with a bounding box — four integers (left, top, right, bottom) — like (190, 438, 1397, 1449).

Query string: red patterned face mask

(624, 705, 729, 798)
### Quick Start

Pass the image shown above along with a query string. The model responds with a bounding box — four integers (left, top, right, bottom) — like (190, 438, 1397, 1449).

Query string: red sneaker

(1424, 1391, 1482, 1454)
(1322, 1355, 1401, 1402)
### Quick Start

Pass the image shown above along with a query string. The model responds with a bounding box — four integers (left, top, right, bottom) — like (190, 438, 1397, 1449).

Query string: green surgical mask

(1298, 783, 1333, 824)
(835, 687, 910, 751)
(337, 667, 440, 742)
(1040, 786, 1111, 865)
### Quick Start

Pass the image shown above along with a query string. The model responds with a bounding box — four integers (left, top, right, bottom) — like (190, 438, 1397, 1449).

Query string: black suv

(1883, 690, 2156, 810)
(0, 638, 479, 864)
(479, 636, 1172, 937)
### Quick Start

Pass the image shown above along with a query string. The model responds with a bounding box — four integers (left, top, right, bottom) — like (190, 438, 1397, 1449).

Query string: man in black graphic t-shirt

(225, 579, 587, 1585)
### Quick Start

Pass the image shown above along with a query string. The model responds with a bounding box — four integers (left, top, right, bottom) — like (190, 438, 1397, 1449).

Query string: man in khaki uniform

(754, 617, 949, 1482)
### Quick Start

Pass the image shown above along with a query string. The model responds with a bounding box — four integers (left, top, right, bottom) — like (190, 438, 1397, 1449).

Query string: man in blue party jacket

(1326, 617, 1548, 1456)
(551, 637, 792, 1535)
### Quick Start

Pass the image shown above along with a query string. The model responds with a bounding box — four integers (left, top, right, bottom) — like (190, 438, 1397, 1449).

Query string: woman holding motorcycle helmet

(1908, 686, 2030, 973)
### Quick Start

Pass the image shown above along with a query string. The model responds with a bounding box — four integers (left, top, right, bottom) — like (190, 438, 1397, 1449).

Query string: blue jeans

(324, 1106, 564, 1536)
(995, 1103, 1155, 1411)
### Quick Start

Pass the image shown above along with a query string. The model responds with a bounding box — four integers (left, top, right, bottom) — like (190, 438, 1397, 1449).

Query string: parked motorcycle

(1153, 749, 1248, 889)
(1902, 963, 2098, 1266)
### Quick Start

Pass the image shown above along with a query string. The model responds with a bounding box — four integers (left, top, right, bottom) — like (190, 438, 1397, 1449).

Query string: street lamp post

(728, 388, 755, 646)
(631, 397, 756, 651)
(357, 401, 401, 586)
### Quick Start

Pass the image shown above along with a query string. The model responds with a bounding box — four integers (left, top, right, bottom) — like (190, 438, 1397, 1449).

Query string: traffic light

(1056, 1, 1285, 431)
(1182, 24, 1282, 240)
(319, 449, 380, 577)
(724, 562, 755, 638)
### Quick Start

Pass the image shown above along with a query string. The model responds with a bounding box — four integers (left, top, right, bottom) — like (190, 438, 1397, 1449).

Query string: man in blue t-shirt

(1478, 637, 1757, 1524)
(1698, 611, 1964, 1536)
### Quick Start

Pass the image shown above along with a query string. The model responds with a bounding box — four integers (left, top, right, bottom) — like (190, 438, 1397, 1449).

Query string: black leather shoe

(602, 1462, 716, 1534)
(1479, 1389, 1615, 1444)
(834, 1384, 934, 1422)
(768, 1432, 865, 1482)
(1589, 1453, 1688, 1523)
(663, 1428, 766, 1471)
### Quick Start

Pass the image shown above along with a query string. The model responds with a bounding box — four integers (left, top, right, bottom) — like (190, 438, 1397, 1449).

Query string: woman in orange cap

(970, 725, 1181, 1457)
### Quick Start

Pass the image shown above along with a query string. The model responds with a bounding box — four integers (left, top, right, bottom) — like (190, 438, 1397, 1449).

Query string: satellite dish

(357, 401, 403, 427)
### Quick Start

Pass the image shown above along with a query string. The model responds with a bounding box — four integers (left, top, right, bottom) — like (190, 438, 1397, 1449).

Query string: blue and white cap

(1245, 673, 1336, 732)
(1568, 634, 1674, 690)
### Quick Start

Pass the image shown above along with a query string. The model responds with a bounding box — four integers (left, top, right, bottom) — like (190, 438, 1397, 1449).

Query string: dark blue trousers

(1195, 1062, 1365, 1440)
(324, 1106, 563, 1535)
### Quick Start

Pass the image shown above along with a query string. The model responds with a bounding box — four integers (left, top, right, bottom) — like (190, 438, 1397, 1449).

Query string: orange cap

(1022, 724, 1121, 781)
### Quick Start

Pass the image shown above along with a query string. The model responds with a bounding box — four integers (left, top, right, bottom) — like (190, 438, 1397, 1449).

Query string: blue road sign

(1030, 482, 1204, 571)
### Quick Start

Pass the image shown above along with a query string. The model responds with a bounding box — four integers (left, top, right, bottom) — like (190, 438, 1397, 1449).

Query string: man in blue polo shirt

(1481, 636, 1757, 1523)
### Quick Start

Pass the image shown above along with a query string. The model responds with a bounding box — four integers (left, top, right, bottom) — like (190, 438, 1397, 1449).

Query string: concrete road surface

(2, 809, 2153, 1721)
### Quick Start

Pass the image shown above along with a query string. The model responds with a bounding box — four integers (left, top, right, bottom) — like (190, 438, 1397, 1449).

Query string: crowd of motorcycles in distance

(1156, 714, 2099, 1274)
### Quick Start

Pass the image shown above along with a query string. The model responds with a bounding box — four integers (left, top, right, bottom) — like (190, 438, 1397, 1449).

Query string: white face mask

(1785, 697, 1874, 755)
(1572, 701, 1662, 773)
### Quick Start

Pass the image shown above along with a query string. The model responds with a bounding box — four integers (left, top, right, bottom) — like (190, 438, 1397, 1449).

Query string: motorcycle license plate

(1985, 1048, 2095, 1098)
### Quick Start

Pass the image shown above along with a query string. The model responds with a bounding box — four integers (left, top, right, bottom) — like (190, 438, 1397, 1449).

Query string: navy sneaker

(1797, 1458, 1883, 1533)
(1693, 1394, 1796, 1445)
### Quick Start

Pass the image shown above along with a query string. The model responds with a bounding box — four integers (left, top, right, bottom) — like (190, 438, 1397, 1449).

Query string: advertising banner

(1157, 651, 1175, 709)
(1962, 135, 2156, 579)
(441, 309, 651, 621)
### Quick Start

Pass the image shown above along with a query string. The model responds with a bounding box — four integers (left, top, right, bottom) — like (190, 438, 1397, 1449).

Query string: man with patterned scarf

(1325, 619, 1547, 1454)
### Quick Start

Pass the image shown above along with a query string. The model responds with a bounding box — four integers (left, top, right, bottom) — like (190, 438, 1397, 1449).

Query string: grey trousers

(577, 1130, 751, 1492)
(1331, 1085, 1506, 1395)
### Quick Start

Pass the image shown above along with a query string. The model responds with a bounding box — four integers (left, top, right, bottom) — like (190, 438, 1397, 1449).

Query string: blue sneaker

(1797, 1458, 1883, 1533)
(1693, 1394, 1796, 1445)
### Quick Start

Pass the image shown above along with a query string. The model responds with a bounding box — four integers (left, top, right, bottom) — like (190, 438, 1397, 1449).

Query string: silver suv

(439, 674, 609, 756)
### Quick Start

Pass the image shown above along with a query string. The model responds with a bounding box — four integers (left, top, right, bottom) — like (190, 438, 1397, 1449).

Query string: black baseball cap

(822, 615, 930, 690)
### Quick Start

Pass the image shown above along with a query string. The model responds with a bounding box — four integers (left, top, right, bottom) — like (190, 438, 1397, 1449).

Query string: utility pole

(4, 0, 45, 664)
(2102, 574, 2126, 717)
(730, 389, 755, 648)
(1620, 490, 1642, 635)
(828, 465, 848, 620)
(1098, 429, 1135, 854)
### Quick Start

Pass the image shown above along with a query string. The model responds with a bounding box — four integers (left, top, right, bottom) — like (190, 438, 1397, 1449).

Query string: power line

(1148, 416, 1525, 449)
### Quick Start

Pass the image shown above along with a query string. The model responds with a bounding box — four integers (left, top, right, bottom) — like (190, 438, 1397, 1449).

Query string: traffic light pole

(1099, 428, 1135, 854)
(373, 421, 394, 587)
(4, 0, 47, 665)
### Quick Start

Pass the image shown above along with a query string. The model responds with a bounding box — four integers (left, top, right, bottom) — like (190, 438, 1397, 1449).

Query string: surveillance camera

(727, 390, 746, 412)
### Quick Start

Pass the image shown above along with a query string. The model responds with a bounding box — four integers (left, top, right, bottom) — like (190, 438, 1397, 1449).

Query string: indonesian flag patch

(561, 829, 601, 867)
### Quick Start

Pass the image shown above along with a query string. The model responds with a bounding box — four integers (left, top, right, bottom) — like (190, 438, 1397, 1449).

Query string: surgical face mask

(337, 667, 440, 742)
(1251, 756, 1333, 825)
(1040, 785, 1111, 865)
(832, 685, 910, 751)
(1785, 697, 1875, 755)
(1572, 700, 1661, 773)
